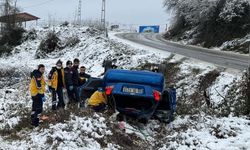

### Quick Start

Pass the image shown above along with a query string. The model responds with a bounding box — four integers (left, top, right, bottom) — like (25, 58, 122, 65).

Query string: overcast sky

(16, 0, 170, 26)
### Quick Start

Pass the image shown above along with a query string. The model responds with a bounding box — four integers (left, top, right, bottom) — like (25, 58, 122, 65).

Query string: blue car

(103, 69, 176, 123)
(79, 69, 176, 123)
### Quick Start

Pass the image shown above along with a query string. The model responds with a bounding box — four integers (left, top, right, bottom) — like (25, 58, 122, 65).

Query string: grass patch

(177, 70, 221, 115)
(216, 71, 250, 117)
(0, 109, 32, 141)
(0, 103, 95, 142)
(104, 121, 150, 150)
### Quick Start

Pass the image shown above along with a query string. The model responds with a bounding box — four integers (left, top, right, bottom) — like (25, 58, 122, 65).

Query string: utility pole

(4, 0, 10, 31)
(101, 0, 105, 30)
(101, 0, 108, 37)
(73, 6, 77, 25)
(4, 0, 9, 16)
(13, 0, 17, 28)
(77, 0, 82, 25)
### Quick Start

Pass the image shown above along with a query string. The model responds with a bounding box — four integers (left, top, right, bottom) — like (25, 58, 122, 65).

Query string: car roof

(104, 69, 164, 91)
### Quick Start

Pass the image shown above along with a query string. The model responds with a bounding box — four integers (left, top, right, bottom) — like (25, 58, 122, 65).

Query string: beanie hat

(66, 60, 72, 66)
(56, 59, 63, 65)
(73, 58, 80, 63)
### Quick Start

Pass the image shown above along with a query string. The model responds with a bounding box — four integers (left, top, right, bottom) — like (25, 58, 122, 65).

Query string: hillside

(163, 0, 250, 54)
(0, 25, 249, 149)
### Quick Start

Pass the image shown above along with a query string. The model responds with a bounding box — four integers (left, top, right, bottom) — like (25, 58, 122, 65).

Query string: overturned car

(80, 69, 176, 123)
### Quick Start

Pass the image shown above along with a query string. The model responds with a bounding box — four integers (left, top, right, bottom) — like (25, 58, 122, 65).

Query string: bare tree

(1, 0, 20, 32)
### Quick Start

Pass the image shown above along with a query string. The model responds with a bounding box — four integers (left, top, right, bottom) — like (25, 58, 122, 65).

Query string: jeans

(67, 86, 79, 103)
(78, 84, 86, 99)
(79, 81, 91, 99)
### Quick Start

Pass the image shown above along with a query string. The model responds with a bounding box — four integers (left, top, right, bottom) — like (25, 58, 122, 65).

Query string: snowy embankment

(163, 0, 250, 54)
(0, 25, 249, 149)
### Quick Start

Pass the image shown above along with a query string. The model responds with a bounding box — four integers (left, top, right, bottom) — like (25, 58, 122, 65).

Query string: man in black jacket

(64, 60, 74, 103)
(71, 58, 80, 102)
(78, 66, 91, 99)
(79, 66, 91, 86)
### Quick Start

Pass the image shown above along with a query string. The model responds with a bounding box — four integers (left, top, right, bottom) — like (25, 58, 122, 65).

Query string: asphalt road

(116, 33, 250, 71)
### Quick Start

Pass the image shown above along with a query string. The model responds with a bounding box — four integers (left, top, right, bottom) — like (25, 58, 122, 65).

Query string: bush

(222, 39, 250, 54)
(36, 31, 60, 58)
(64, 36, 80, 47)
(0, 45, 12, 57)
(216, 71, 249, 116)
(38, 32, 60, 54)
(23, 29, 37, 41)
(0, 27, 25, 56)
(196, 0, 250, 47)
(164, 15, 186, 40)
(0, 27, 25, 46)
(60, 21, 69, 27)
(86, 27, 102, 36)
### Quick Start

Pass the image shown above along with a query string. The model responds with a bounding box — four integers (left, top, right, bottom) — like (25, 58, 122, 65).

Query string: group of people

(29, 58, 93, 127)
(29, 58, 164, 127)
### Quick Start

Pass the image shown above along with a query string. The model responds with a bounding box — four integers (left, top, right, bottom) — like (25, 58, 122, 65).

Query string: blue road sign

(139, 25, 160, 33)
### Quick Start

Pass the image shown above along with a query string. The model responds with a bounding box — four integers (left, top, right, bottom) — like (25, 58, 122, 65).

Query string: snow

(166, 116, 250, 150)
(164, 0, 250, 53)
(219, 0, 249, 22)
(0, 25, 249, 149)
(0, 114, 114, 150)
(209, 72, 241, 105)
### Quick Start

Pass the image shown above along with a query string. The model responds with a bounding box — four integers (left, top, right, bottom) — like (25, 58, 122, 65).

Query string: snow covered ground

(0, 25, 249, 149)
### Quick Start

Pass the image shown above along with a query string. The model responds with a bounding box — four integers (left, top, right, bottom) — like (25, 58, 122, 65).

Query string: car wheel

(158, 90, 171, 110)
(154, 90, 174, 123)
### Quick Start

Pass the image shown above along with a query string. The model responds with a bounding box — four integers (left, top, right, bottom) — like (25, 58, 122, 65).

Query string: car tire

(155, 89, 174, 123)
(158, 90, 171, 110)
